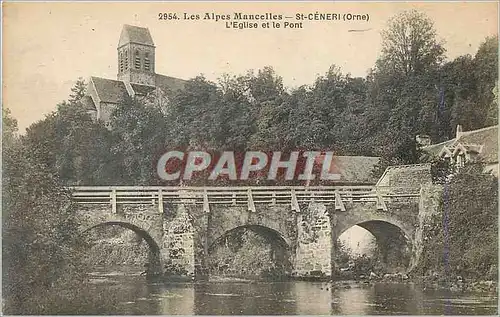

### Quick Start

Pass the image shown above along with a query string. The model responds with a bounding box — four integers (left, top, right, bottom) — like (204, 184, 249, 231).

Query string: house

(420, 125, 498, 176)
(81, 24, 186, 124)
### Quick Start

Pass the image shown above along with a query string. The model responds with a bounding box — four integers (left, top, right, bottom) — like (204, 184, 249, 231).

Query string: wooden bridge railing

(69, 186, 420, 213)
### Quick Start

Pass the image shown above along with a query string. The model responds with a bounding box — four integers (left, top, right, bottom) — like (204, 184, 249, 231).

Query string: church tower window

(119, 51, 124, 73)
(124, 50, 129, 70)
(144, 53, 150, 70)
(134, 50, 141, 69)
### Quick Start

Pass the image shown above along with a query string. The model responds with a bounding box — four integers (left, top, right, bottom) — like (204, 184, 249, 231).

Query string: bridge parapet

(69, 186, 420, 213)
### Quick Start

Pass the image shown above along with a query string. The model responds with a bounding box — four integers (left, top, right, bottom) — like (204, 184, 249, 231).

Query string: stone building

(81, 24, 186, 125)
(420, 124, 498, 176)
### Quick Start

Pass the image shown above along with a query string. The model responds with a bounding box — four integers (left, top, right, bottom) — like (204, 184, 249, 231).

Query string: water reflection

(193, 282, 297, 315)
(83, 272, 497, 315)
(331, 283, 372, 315)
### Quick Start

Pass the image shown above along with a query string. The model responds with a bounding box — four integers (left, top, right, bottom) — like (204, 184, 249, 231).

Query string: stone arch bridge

(72, 182, 441, 279)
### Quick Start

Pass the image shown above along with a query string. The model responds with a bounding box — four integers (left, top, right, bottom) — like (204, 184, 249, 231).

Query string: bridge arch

(336, 218, 414, 273)
(207, 224, 293, 276)
(208, 224, 290, 252)
(80, 221, 162, 273)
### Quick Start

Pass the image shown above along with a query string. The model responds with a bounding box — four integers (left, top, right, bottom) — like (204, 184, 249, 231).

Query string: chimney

(456, 124, 463, 139)
(416, 134, 431, 147)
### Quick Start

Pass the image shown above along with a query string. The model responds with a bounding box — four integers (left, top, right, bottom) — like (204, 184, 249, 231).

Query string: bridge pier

(293, 202, 333, 278)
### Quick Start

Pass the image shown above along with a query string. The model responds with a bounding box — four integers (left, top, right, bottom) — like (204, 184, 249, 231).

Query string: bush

(416, 164, 498, 281)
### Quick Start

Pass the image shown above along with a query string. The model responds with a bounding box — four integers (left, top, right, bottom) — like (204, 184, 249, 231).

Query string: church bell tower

(117, 24, 156, 86)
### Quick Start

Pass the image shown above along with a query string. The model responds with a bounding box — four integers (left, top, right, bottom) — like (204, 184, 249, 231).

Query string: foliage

(416, 164, 498, 280)
(379, 10, 445, 77)
(15, 20, 497, 186)
(2, 108, 88, 314)
(208, 228, 291, 278)
(335, 240, 383, 278)
(22, 80, 117, 185)
(109, 95, 169, 185)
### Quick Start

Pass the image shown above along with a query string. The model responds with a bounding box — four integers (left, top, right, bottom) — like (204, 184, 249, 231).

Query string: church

(81, 24, 186, 124)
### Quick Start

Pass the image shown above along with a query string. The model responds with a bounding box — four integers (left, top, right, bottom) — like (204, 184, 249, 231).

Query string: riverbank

(411, 276, 498, 294)
(140, 270, 498, 296)
(332, 273, 498, 295)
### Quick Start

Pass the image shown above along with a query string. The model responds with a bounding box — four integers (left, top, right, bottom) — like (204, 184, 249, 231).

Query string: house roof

(376, 164, 432, 190)
(118, 24, 154, 47)
(90, 76, 129, 104)
(421, 125, 498, 163)
(330, 156, 380, 184)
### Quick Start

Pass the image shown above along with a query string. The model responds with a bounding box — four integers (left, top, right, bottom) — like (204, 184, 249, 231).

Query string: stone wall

(162, 204, 195, 276)
(117, 43, 156, 86)
(409, 183, 443, 271)
(294, 203, 332, 277)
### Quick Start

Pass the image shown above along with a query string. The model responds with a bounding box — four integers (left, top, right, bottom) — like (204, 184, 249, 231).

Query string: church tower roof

(118, 24, 155, 48)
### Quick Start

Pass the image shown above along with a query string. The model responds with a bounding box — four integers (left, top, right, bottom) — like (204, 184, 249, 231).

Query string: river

(78, 267, 497, 315)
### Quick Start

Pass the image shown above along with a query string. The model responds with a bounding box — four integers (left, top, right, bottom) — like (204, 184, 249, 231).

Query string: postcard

(2, 1, 498, 315)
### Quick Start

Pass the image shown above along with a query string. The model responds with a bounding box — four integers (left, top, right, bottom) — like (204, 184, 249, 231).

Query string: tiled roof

(89, 75, 186, 105)
(420, 139, 454, 158)
(90, 77, 129, 104)
(131, 83, 156, 96)
(421, 125, 498, 163)
(458, 126, 498, 163)
(80, 95, 96, 111)
(330, 156, 380, 183)
(155, 74, 186, 92)
(118, 25, 154, 47)
(376, 164, 432, 191)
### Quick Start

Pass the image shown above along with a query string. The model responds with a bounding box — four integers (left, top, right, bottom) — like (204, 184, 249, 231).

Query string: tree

(244, 66, 285, 105)
(439, 36, 498, 133)
(68, 77, 87, 105)
(23, 100, 115, 185)
(2, 108, 18, 148)
(416, 164, 498, 280)
(474, 36, 498, 127)
(379, 10, 445, 77)
(165, 76, 222, 149)
(110, 95, 170, 185)
(488, 80, 499, 124)
(366, 10, 446, 162)
(2, 109, 87, 314)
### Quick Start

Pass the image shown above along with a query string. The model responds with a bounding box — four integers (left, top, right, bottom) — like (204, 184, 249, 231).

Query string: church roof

(421, 125, 498, 163)
(155, 74, 186, 92)
(90, 76, 128, 104)
(130, 83, 156, 97)
(89, 74, 186, 104)
(80, 95, 97, 111)
(118, 24, 155, 48)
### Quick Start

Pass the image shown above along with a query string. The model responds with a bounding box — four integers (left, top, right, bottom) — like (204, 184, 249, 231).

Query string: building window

(124, 50, 129, 70)
(134, 50, 141, 69)
(119, 51, 123, 73)
(144, 53, 150, 70)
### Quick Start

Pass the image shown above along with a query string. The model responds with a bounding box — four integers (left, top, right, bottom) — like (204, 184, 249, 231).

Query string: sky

(2, 1, 498, 132)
